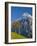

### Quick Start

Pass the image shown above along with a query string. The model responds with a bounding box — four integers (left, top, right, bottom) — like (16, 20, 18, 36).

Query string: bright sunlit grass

(11, 32, 27, 39)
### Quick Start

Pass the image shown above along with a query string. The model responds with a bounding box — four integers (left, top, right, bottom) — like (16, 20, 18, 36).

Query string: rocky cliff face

(11, 13, 32, 38)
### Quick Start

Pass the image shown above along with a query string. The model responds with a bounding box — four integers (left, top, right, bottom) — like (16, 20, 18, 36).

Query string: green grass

(11, 32, 27, 39)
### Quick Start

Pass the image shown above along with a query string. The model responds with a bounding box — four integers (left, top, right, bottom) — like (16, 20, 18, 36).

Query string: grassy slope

(11, 32, 27, 39)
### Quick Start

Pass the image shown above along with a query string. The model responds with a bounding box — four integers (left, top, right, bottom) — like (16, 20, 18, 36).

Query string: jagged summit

(12, 13, 32, 23)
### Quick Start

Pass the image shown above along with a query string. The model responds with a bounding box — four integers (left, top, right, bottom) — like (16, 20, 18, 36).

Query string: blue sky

(11, 7, 32, 21)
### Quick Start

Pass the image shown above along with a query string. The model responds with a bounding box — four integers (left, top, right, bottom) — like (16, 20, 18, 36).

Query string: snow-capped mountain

(11, 13, 32, 38)
(12, 13, 32, 24)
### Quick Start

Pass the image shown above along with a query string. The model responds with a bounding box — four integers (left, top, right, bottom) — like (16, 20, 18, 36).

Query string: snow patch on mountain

(12, 13, 32, 23)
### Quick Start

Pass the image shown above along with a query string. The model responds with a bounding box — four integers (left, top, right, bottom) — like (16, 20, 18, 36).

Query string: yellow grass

(11, 32, 27, 39)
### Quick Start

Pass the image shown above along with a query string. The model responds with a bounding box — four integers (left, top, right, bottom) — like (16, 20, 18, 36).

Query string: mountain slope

(11, 32, 27, 39)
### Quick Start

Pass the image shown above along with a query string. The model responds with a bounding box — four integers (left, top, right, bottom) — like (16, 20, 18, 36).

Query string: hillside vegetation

(11, 32, 27, 39)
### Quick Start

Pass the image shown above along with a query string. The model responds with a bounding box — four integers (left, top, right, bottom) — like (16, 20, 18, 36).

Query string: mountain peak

(12, 13, 32, 23)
